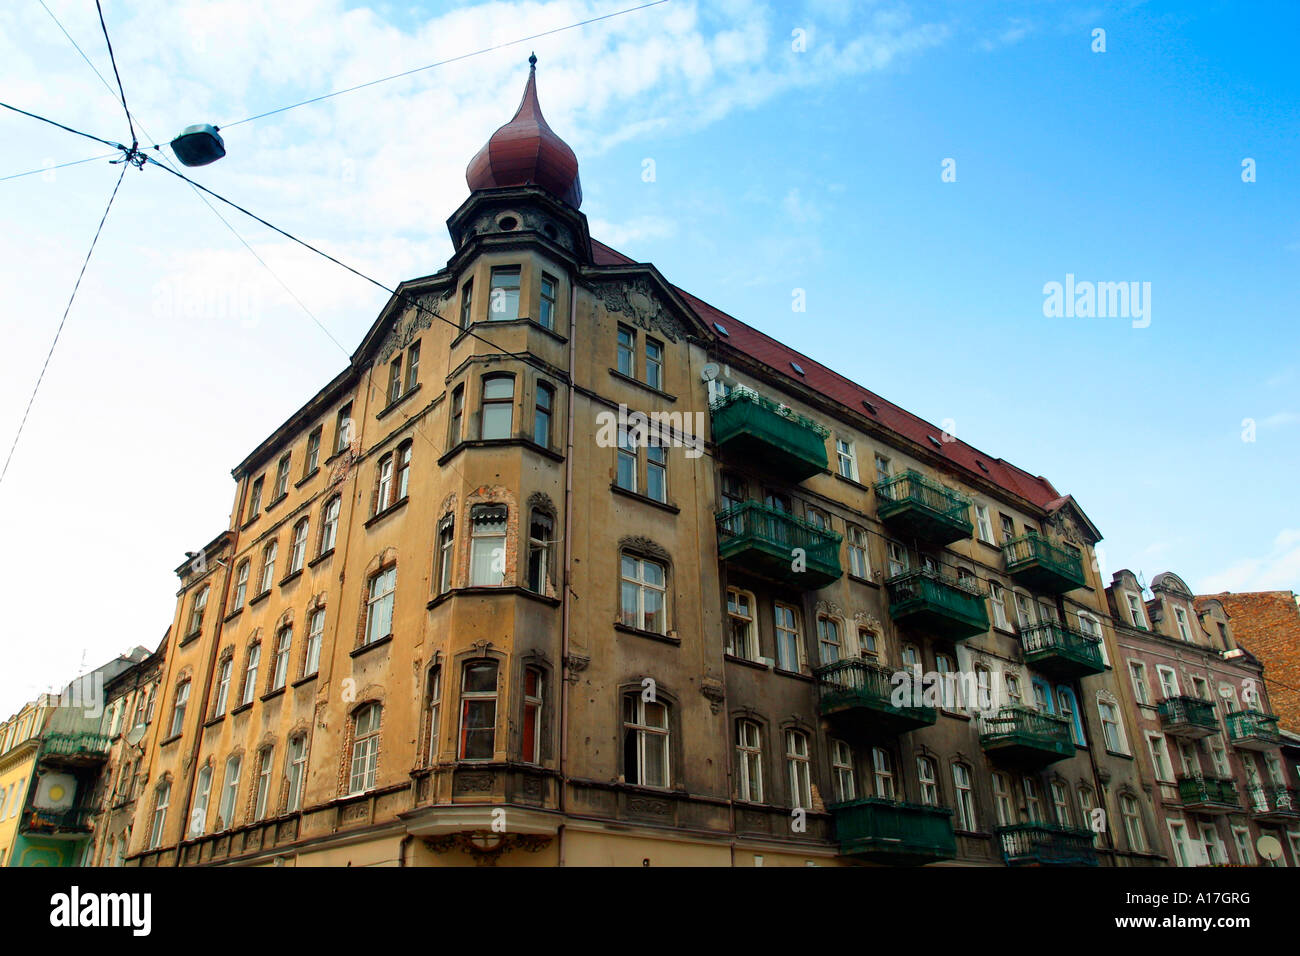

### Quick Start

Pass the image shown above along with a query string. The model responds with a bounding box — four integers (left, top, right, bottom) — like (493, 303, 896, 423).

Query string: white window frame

(835, 439, 858, 481)
(786, 730, 812, 809)
(974, 504, 994, 544)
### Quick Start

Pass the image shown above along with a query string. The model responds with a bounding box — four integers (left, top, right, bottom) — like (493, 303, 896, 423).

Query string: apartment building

(124, 59, 1163, 868)
(1200, 591, 1300, 735)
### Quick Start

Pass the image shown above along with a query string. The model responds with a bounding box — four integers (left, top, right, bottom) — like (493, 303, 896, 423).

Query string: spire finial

(529, 51, 537, 71)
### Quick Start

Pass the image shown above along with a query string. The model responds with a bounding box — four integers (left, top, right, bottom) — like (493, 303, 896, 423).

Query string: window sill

(260, 687, 286, 703)
(295, 467, 320, 489)
(439, 437, 564, 466)
(159, 733, 182, 747)
(308, 548, 335, 569)
(291, 673, 319, 689)
(1106, 749, 1134, 760)
(364, 496, 409, 528)
(832, 473, 869, 493)
(178, 631, 202, 648)
(607, 367, 676, 402)
(325, 448, 349, 466)
(610, 483, 679, 514)
(240, 514, 261, 532)
(351, 633, 393, 658)
(265, 493, 288, 513)
(223, 607, 244, 623)
(724, 653, 768, 670)
(455, 317, 567, 347)
(427, 586, 561, 611)
(991, 625, 1017, 637)
(376, 383, 422, 420)
(846, 573, 879, 589)
(230, 702, 253, 717)
(975, 538, 1003, 554)
(279, 568, 304, 588)
(249, 590, 271, 607)
(203, 715, 225, 729)
(772, 667, 814, 683)
(614, 622, 679, 646)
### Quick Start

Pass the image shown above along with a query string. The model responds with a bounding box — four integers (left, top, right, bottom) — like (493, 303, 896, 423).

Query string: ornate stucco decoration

(563, 653, 590, 683)
(815, 600, 844, 618)
(592, 279, 686, 343)
(699, 678, 726, 714)
(618, 535, 670, 562)
(377, 295, 442, 364)
(424, 831, 553, 866)
(852, 610, 883, 633)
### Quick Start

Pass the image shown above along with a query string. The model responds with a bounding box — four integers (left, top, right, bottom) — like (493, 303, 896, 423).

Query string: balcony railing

(997, 823, 1099, 866)
(874, 470, 974, 545)
(23, 804, 96, 834)
(1176, 775, 1241, 813)
(710, 388, 829, 482)
(1018, 621, 1104, 678)
(830, 797, 957, 865)
(716, 501, 842, 590)
(1246, 785, 1300, 821)
(814, 659, 937, 736)
(40, 732, 111, 760)
(1157, 696, 1218, 739)
(884, 567, 989, 640)
(979, 706, 1074, 766)
(1002, 532, 1086, 593)
(1226, 710, 1281, 750)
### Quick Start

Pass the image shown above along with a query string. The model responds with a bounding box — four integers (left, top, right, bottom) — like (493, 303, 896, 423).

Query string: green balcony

(874, 470, 974, 545)
(1157, 696, 1218, 739)
(23, 804, 96, 837)
(716, 501, 842, 590)
(997, 824, 1099, 866)
(39, 732, 111, 767)
(710, 389, 829, 482)
(814, 659, 937, 737)
(884, 568, 989, 640)
(1018, 621, 1105, 679)
(1176, 775, 1240, 814)
(1246, 786, 1300, 822)
(979, 706, 1074, 767)
(1003, 533, 1086, 593)
(830, 797, 956, 866)
(1226, 710, 1281, 751)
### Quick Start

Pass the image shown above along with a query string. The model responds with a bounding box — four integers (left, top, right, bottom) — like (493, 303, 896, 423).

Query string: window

(1023, 777, 1043, 822)
(320, 496, 340, 555)
(871, 747, 895, 799)
(1014, 592, 1034, 629)
(974, 504, 994, 543)
(364, 566, 396, 645)
(169, 681, 190, 737)
(1156, 665, 1179, 700)
(304, 608, 324, 678)
(831, 740, 855, 802)
(289, 519, 308, 574)
(1146, 733, 1173, 782)
(774, 602, 804, 672)
(435, 515, 455, 594)
(886, 541, 907, 577)
(489, 266, 520, 319)
(645, 339, 663, 390)
(247, 476, 264, 519)
(917, 756, 939, 806)
(1201, 823, 1225, 866)
(999, 514, 1015, 544)
(233, 561, 250, 609)
(469, 505, 507, 587)
(240, 644, 261, 706)
(616, 324, 635, 377)
(1231, 826, 1253, 865)
(1174, 606, 1192, 642)
(374, 454, 393, 513)
(736, 720, 763, 802)
(286, 736, 306, 812)
(620, 553, 666, 633)
(1121, 794, 1146, 851)
(149, 782, 170, 849)
(1058, 688, 1083, 745)
(533, 383, 554, 447)
(1168, 820, 1192, 867)
(646, 444, 667, 502)
(1078, 611, 1107, 664)
(901, 644, 921, 678)
(1129, 661, 1150, 705)
(218, 756, 241, 829)
(615, 425, 637, 492)
(387, 356, 403, 405)
(459, 662, 498, 760)
(1126, 592, 1147, 629)
(835, 439, 857, 480)
(817, 616, 842, 665)
(1192, 676, 1210, 701)
(349, 704, 382, 793)
(1051, 781, 1071, 825)
(847, 526, 869, 578)
(874, 453, 891, 484)
(527, 511, 553, 594)
(334, 402, 353, 453)
(522, 667, 543, 764)
(271, 627, 291, 691)
(425, 668, 442, 763)
(727, 588, 757, 661)
(1078, 786, 1098, 844)
(186, 586, 208, 638)
(404, 342, 420, 392)
(395, 442, 412, 501)
(857, 627, 879, 660)
(190, 767, 211, 837)
(450, 385, 464, 443)
(992, 772, 1012, 826)
(258, 541, 277, 595)
(623, 693, 669, 787)
(274, 453, 291, 500)
(786, 730, 812, 808)
(305, 427, 321, 475)
(539, 274, 557, 330)
(254, 748, 273, 820)
(953, 764, 976, 830)
(936, 653, 960, 708)
(459, 278, 473, 328)
(481, 376, 514, 440)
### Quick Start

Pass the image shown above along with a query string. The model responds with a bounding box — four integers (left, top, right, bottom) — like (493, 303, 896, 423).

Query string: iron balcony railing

(1226, 710, 1281, 747)
(41, 732, 111, 759)
(1176, 775, 1241, 810)
(1002, 532, 1086, 592)
(716, 501, 843, 589)
(1018, 621, 1104, 677)
(24, 804, 96, 833)
(874, 470, 974, 544)
(813, 659, 937, 732)
(830, 797, 957, 865)
(997, 823, 1099, 866)
(1157, 696, 1218, 735)
(709, 388, 829, 481)
(1247, 785, 1300, 818)
(884, 567, 989, 640)
(979, 706, 1074, 762)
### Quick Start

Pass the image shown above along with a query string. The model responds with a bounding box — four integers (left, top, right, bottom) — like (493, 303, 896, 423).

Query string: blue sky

(0, 0, 1295, 714)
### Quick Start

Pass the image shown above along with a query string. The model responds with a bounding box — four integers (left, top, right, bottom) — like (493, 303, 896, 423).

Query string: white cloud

(1200, 528, 1300, 593)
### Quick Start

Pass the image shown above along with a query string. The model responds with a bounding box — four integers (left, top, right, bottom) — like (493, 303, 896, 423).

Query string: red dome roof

(466, 56, 582, 208)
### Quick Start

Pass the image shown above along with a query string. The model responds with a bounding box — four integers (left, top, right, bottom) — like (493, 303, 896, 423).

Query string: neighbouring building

(0, 696, 54, 867)
(1200, 591, 1300, 736)
(125, 58, 1168, 868)
(1108, 571, 1300, 866)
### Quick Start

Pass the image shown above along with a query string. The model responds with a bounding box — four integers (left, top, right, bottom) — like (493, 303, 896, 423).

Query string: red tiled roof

(590, 238, 1063, 510)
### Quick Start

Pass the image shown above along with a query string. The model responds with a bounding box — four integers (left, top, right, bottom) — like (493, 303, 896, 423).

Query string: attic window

(976, 460, 990, 473)
(713, 322, 729, 336)
(928, 435, 943, 449)
(862, 400, 877, 414)
(790, 362, 805, 375)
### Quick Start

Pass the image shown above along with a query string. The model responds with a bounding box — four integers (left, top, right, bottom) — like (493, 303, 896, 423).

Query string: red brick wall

(1206, 591, 1300, 734)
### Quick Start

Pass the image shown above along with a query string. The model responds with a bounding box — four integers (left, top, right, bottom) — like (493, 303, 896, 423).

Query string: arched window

(480, 375, 514, 440)
(901, 644, 921, 676)
(425, 667, 442, 764)
(191, 765, 212, 838)
(186, 586, 209, 638)
(364, 565, 396, 645)
(952, 763, 976, 830)
(459, 661, 498, 760)
(736, 719, 763, 802)
(469, 505, 508, 587)
(232, 560, 250, 609)
(526, 510, 553, 594)
(1004, 673, 1022, 705)
(289, 518, 309, 573)
(619, 552, 666, 633)
(434, 513, 455, 593)
(303, 606, 325, 678)
(816, 616, 842, 665)
(623, 692, 669, 787)
(847, 525, 870, 578)
(217, 755, 241, 829)
(917, 756, 939, 806)
(286, 735, 307, 812)
(240, 642, 261, 707)
(148, 782, 170, 850)
(348, 704, 382, 794)
(1056, 686, 1084, 745)
(396, 440, 412, 500)
(253, 747, 274, 820)
(271, 627, 292, 691)
(935, 652, 958, 708)
(319, 496, 340, 556)
(258, 541, 278, 595)
(168, 680, 190, 737)
(786, 729, 812, 808)
(374, 452, 394, 514)
(213, 654, 233, 717)
(726, 588, 757, 661)
(1050, 780, 1072, 825)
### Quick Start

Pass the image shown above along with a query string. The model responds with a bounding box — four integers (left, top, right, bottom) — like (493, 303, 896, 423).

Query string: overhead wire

(0, 151, 116, 183)
(94, 0, 139, 146)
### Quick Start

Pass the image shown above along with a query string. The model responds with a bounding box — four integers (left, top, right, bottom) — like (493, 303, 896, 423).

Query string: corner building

(128, 61, 1162, 867)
